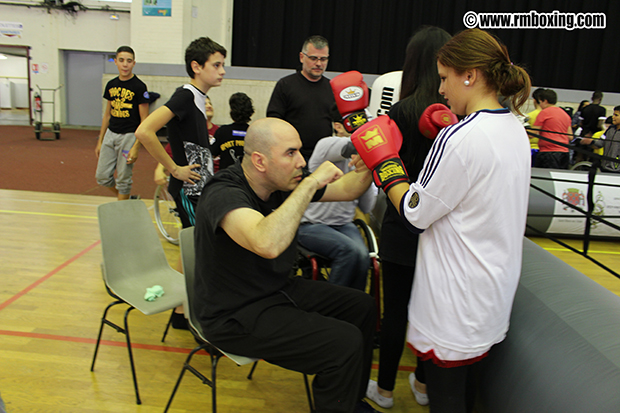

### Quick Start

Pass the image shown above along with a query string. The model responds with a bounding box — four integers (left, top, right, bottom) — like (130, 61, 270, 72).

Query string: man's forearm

(254, 177, 318, 256)
(232, 177, 319, 259)
(322, 169, 372, 202)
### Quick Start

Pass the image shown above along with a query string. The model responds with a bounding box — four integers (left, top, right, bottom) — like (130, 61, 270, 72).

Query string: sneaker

(409, 373, 429, 406)
(366, 379, 394, 408)
(129, 194, 141, 200)
(355, 400, 380, 413)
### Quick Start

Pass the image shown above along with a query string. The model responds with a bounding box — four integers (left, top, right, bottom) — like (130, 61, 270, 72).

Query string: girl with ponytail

(381, 28, 532, 412)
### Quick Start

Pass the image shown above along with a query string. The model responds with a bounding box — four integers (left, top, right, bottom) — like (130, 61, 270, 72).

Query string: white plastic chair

(90, 200, 185, 405)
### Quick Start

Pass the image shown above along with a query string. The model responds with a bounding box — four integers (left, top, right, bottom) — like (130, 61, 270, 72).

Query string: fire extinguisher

(34, 92, 42, 112)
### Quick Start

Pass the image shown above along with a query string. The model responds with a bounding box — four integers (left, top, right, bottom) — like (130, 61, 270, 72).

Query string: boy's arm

(95, 100, 112, 158)
(126, 102, 150, 164)
(135, 105, 201, 184)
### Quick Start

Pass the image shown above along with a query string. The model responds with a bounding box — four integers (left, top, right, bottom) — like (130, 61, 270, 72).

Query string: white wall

(0, 2, 131, 121)
(129, 0, 232, 65)
(0, 0, 233, 123)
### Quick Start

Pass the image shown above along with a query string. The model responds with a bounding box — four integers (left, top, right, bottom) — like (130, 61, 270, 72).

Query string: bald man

(193, 118, 380, 413)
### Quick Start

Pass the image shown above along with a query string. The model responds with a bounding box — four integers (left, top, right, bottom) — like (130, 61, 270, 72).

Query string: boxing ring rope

(525, 127, 620, 168)
(526, 127, 620, 279)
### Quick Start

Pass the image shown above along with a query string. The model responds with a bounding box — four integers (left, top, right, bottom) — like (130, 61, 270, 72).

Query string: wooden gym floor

(1, 189, 619, 413)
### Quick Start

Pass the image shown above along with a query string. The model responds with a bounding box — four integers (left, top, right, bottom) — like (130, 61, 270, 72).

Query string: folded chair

(90, 200, 185, 405)
(164, 227, 315, 413)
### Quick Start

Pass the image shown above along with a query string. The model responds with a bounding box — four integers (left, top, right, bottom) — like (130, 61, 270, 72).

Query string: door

(64, 51, 110, 127)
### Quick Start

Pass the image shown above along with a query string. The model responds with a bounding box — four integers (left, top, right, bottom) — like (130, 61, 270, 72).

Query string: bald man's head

(244, 118, 299, 160)
(241, 117, 306, 194)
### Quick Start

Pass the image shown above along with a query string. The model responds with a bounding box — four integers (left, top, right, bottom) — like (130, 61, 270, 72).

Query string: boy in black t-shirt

(135, 37, 227, 329)
(95, 46, 150, 200)
(136, 37, 226, 227)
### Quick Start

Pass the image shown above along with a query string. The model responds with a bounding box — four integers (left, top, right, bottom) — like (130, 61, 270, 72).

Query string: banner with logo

(0, 21, 23, 38)
(142, 0, 171, 16)
(547, 171, 620, 237)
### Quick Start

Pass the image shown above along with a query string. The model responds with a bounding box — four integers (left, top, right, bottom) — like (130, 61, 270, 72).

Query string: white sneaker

(409, 373, 429, 406)
(366, 379, 394, 408)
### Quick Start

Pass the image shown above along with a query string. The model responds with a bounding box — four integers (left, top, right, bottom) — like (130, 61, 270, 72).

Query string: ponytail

(437, 29, 531, 115)
(491, 61, 531, 115)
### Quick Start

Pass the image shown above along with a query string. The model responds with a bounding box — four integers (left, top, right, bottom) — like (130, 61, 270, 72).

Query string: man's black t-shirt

(194, 162, 325, 328)
(266, 71, 335, 160)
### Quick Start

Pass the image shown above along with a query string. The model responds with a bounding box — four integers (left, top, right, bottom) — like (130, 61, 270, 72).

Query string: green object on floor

(145, 285, 164, 301)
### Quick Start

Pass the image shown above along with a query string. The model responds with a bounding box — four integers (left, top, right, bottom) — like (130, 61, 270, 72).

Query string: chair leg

(161, 309, 174, 342)
(90, 300, 124, 372)
(188, 348, 222, 412)
(245, 362, 314, 412)
(303, 374, 315, 413)
(246, 360, 259, 380)
(211, 352, 220, 413)
(164, 366, 189, 413)
(123, 306, 141, 405)
(164, 344, 211, 412)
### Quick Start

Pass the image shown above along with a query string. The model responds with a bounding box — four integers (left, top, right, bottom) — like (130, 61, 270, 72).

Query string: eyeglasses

(303, 52, 329, 63)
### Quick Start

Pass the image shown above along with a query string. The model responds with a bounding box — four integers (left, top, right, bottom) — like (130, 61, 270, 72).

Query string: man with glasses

(267, 35, 336, 161)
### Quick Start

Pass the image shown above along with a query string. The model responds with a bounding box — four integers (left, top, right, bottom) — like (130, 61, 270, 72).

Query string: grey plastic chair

(90, 200, 185, 405)
(164, 227, 315, 413)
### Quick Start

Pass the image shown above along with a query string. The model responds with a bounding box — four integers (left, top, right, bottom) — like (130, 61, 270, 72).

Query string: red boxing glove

(418, 103, 458, 139)
(350, 116, 409, 193)
(330, 71, 370, 133)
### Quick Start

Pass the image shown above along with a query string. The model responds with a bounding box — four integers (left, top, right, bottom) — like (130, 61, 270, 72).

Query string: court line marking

(0, 197, 101, 207)
(0, 209, 98, 219)
(542, 247, 620, 255)
(0, 328, 414, 371)
(0, 240, 101, 312)
(0, 205, 155, 221)
(0, 329, 193, 355)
